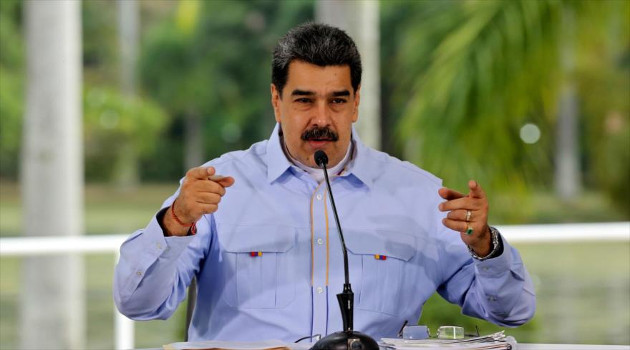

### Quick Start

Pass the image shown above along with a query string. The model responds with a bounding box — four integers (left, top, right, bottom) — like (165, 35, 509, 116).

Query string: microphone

(311, 150, 378, 350)
(314, 150, 328, 168)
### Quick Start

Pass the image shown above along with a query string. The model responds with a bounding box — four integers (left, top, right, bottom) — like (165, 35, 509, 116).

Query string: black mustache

(301, 127, 339, 141)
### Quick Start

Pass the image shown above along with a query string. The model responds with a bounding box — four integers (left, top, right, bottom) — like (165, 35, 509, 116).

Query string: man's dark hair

(272, 22, 362, 96)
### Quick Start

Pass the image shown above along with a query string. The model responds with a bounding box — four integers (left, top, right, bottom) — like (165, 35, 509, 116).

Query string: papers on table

(380, 331, 516, 350)
(162, 339, 311, 350)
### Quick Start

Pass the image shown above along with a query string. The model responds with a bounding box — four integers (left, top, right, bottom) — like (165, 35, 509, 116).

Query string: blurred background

(0, 0, 628, 349)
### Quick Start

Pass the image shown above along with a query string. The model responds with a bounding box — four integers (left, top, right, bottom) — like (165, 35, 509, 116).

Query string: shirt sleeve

(113, 195, 213, 321)
(436, 232, 536, 327)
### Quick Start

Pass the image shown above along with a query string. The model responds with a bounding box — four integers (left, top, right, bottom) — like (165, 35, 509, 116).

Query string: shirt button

(136, 271, 143, 276)
(316, 287, 324, 294)
(156, 243, 162, 250)
(317, 238, 324, 245)
(316, 194, 323, 200)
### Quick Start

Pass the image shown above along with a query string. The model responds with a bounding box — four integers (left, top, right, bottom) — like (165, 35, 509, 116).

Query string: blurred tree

(382, 0, 629, 216)
(82, 0, 118, 85)
(83, 87, 168, 183)
(81, 0, 170, 185)
(3, 0, 314, 183)
(0, 0, 24, 179)
(573, 1, 630, 213)
(140, 0, 314, 178)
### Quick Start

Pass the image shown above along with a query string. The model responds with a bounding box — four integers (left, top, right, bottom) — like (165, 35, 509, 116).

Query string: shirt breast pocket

(220, 224, 297, 309)
(346, 229, 417, 316)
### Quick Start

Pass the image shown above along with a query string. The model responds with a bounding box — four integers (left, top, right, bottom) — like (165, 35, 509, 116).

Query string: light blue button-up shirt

(114, 124, 535, 342)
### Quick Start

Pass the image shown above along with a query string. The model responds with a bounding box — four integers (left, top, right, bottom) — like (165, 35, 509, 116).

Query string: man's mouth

(308, 138, 333, 142)
(307, 139, 333, 148)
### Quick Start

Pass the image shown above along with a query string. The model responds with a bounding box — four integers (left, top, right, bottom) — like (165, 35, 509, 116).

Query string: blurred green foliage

(0, 65, 23, 179)
(82, 0, 118, 85)
(381, 0, 629, 215)
(139, 0, 314, 179)
(574, 2, 630, 210)
(1, 0, 627, 215)
(0, 0, 24, 179)
(83, 87, 167, 182)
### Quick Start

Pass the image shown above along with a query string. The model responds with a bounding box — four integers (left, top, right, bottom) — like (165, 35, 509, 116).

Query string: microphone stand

(310, 150, 378, 350)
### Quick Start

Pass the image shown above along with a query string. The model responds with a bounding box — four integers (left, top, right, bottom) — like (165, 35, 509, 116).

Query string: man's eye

(331, 98, 347, 104)
(295, 98, 312, 104)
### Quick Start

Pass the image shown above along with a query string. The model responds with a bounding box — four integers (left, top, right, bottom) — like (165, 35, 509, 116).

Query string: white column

(115, 0, 141, 188)
(21, 0, 84, 349)
(554, 7, 581, 199)
(117, 0, 139, 96)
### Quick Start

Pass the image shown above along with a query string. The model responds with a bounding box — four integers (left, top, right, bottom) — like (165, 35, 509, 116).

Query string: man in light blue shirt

(114, 23, 535, 343)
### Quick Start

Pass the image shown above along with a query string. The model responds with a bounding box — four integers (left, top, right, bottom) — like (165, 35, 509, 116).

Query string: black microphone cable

(314, 150, 352, 328)
(311, 150, 379, 349)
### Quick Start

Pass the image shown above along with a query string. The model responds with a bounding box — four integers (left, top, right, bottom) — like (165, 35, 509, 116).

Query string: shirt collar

(265, 123, 376, 188)
(266, 123, 293, 184)
(343, 126, 375, 189)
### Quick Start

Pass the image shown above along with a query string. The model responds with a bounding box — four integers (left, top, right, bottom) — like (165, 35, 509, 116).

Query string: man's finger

(209, 174, 226, 181)
(468, 180, 486, 199)
(442, 218, 485, 236)
(187, 166, 215, 180)
(442, 218, 468, 233)
(190, 179, 226, 196)
(195, 192, 222, 205)
(215, 176, 235, 188)
(446, 209, 472, 221)
(438, 187, 465, 200)
(439, 197, 480, 212)
(199, 203, 219, 215)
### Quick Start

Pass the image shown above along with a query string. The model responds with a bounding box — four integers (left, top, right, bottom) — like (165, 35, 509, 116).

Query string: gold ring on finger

(465, 210, 472, 222)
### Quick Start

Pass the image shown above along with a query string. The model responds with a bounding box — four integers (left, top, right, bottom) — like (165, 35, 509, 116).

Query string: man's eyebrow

(332, 90, 351, 97)
(291, 89, 315, 96)
(290, 89, 351, 97)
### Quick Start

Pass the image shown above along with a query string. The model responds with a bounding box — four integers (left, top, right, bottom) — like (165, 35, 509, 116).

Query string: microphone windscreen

(314, 150, 328, 168)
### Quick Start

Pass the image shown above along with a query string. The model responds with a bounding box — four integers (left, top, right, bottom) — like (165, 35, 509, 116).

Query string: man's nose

(312, 101, 332, 126)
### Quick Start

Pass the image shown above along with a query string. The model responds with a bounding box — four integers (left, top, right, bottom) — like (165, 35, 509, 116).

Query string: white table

(519, 345, 629, 350)
(141, 343, 630, 350)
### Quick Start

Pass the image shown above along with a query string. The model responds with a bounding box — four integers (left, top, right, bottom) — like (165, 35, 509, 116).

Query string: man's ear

(352, 85, 361, 123)
(271, 84, 282, 123)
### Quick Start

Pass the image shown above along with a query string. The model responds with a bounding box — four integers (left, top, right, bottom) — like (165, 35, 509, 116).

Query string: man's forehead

(286, 61, 351, 81)
(284, 61, 353, 95)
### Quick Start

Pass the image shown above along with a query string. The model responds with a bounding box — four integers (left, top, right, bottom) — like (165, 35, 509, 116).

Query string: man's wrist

(156, 207, 172, 236)
(468, 226, 503, 261)
(157, 206, 195, 237)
